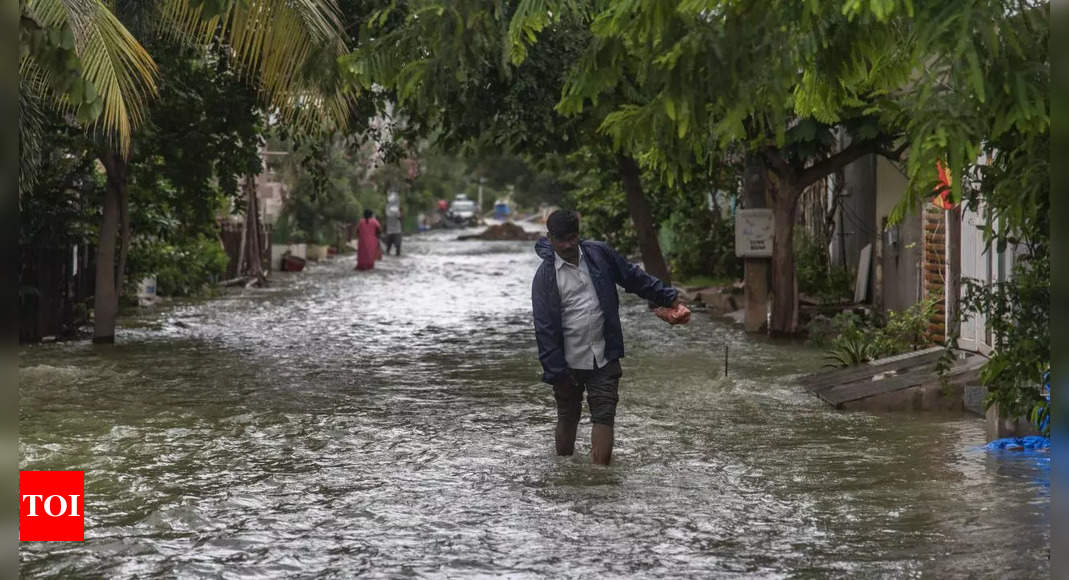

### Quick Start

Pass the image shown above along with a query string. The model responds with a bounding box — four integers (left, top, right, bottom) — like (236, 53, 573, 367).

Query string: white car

(446, 194, 478, 227)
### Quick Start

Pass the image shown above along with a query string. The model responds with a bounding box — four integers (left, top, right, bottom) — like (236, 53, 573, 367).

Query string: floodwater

(20, 229, 1049, 578)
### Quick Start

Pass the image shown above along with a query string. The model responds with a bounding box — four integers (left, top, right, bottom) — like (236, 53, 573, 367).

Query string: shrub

(956, 252, 1049, 425)
(795, 230, 852, 304)
(662, 204, 741, 282)
(818, 299, 936, 367)
(126, 234, 228, 297)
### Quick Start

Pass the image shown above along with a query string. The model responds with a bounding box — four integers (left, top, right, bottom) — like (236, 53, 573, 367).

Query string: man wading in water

(532, 210, 690, 465)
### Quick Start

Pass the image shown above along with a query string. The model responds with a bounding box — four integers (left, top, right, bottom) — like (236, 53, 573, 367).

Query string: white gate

(957, 205, 1015, 354)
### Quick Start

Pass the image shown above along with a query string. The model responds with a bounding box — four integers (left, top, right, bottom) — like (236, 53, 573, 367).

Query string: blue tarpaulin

(985, 436, 1050, 451)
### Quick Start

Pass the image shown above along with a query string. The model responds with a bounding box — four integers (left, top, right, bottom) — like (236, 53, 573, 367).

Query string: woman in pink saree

(354, 209, 382, 271)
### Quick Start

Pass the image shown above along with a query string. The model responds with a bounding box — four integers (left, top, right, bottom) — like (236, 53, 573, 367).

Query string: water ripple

(19, 230, 1048, 578)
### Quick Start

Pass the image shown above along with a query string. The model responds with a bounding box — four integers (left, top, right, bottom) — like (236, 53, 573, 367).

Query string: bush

(570, 182, 638, 255)
(126, 234, 228, 297)
(817, 298, 936, 367)
(877, 298, 936, 355)
(806, 310, 865, 348)
(795, 230, 852, 304)
(662, 204, 741, 282)
(956, 252, 1049, 425)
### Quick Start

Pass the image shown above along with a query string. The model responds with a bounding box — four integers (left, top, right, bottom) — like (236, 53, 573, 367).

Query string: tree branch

(760, 147, 795, 193)
(796, 139, 880, 190)
(876, 141, 909, 163)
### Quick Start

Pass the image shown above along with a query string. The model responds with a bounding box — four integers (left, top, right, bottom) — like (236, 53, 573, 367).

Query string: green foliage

(661, 201, 740, 282)
(125, 234, 228, 297)
(923, 17, 1050, 427)
(550, 0, 909, 185)
(874, 298, 937, 358)
(20, 0, 158, 155)
(569, 175, 637, 254)
(552, 145, 634, 252)
(815, 311, 875, 366)
(961, 252, 1050, 422)
(825, 335, 874, 368)
(468, 154, 570, 210)
(809, 310, 865, 348)
(137, 43, 264, 206)
(18, 112, 103, 248)
(883, 1, 1048, 222)
(270, 213, 308, 245)
(816, 299, 936, 367)
(795, 230, 852, 304)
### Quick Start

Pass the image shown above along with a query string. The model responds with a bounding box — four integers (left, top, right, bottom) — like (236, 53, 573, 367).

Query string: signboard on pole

(735, 209, 774, 258)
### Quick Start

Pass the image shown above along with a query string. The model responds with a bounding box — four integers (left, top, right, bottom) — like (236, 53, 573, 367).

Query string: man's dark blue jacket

(532, 237, 678, 385)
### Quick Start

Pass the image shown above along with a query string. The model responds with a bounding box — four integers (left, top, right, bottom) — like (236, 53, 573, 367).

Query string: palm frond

(158, 0, 353, 133)
(25, 0, 158, 155)
(19, 78, 47, 196)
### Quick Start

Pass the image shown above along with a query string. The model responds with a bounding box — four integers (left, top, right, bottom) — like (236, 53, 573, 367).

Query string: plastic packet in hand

(654, 304, 691, 325)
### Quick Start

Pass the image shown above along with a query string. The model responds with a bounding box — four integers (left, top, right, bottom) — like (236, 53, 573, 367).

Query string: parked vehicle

(444, 194, 479, 228)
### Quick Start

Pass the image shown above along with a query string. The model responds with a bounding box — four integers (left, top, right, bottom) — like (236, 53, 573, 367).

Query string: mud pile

(458, 222, 541, 241)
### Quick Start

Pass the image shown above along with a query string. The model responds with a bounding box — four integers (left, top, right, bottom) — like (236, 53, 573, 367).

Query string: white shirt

(385, 205, 402, 234)
(555, 247, 607, 370)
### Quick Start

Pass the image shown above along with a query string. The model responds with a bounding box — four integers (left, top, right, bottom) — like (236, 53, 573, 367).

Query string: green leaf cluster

(125, 234, 229, 297)
(816, 298, 936, 366)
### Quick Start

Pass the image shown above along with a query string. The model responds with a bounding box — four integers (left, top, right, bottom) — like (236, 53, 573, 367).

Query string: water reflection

(20, 230, 1048, 577)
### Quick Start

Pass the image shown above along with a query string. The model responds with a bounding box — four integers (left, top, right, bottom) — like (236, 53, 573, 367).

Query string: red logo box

(20, 471, 85, 541)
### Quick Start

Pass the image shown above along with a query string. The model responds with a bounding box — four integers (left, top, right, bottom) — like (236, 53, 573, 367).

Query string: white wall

(875, 158, 908, 220)
(875, 157, 924, 313)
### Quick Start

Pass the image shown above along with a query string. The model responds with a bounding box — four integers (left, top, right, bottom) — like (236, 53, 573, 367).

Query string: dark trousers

(385, 233, 402, 256)
(553, 359, 622, 426)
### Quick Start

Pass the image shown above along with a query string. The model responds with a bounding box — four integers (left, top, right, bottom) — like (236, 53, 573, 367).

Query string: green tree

(120, 43, 264, 296)
(20, 0, 158, 160)
(21, 0, 357, 342)
(899, 0, 1048, 427)
(528, 0, 911, 334)
(535, 0, 1049, 336)
(345, 1, 676, 282)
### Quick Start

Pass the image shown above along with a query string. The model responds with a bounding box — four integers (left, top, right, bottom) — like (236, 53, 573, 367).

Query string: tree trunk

(236, 216, 247, 281)
(94, 153, 127, 343)
(116, 168, 131, 295)
(242, 175, 267, 285)
(616, 153, 671, 284)
(769, 187, 801, 336)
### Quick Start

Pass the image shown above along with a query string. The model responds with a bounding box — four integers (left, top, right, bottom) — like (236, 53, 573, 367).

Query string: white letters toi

(21, 494, 82, 517)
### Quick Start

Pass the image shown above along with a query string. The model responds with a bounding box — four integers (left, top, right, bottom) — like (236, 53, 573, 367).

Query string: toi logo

(20, 471, 85, 541)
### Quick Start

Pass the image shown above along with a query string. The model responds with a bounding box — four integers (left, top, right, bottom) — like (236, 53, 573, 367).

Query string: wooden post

(946, 206, 962, 341)
(874, 217, 884, 312)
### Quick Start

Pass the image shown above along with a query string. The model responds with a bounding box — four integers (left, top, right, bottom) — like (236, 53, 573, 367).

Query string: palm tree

(20, 0, 353, 342)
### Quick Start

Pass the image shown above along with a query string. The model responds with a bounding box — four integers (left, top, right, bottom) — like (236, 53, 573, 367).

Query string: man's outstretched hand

(654, 300, 691, 325)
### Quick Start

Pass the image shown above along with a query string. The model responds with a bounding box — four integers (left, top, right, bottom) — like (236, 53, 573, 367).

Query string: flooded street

(20, 230, 1049, 578)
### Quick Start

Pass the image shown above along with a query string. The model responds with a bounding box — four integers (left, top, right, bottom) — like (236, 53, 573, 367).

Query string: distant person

(354, 209, 381, 271)
(531, 209, 690, 465)
(384, 192, 404, 256)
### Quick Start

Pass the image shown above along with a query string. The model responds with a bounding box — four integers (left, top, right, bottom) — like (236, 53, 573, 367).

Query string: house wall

(874, 158, 924, 314)
(831, 154, 877, 277)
